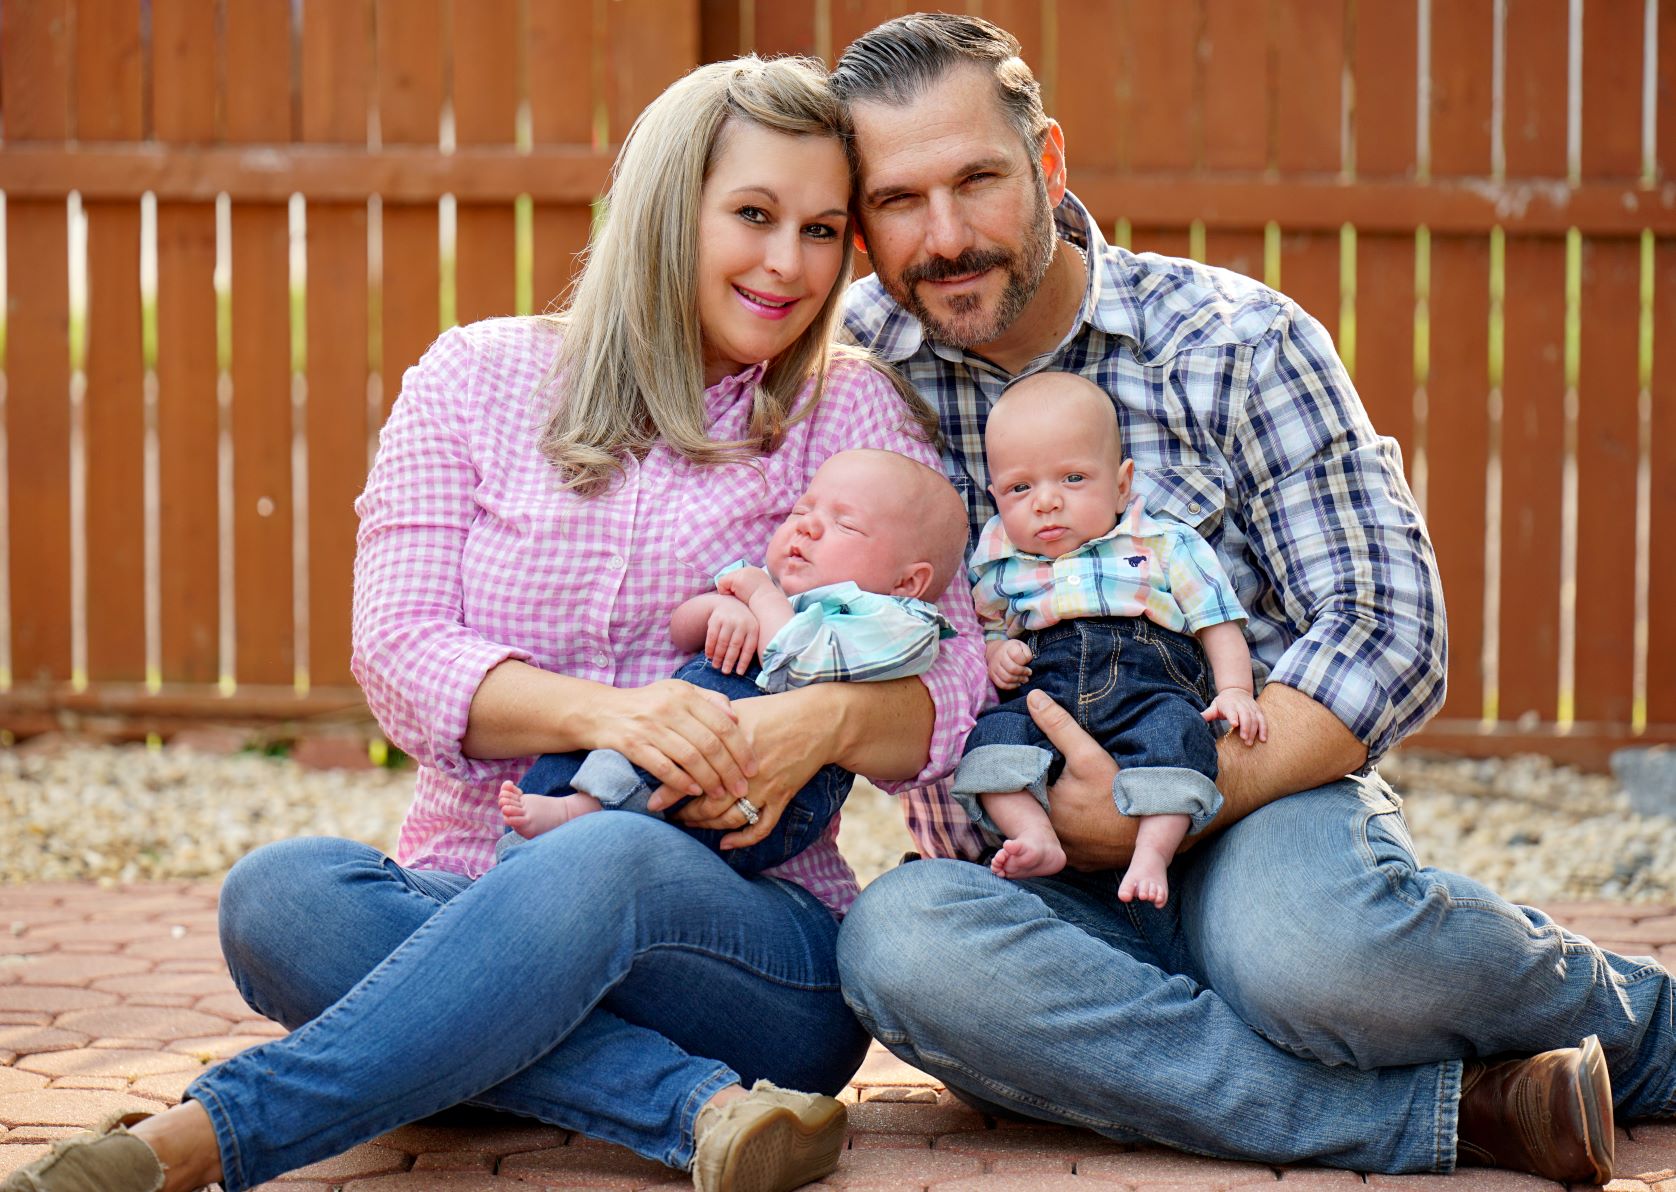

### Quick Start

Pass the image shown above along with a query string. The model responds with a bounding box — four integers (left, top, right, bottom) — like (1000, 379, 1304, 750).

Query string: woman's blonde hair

(538, 54, 921, 494)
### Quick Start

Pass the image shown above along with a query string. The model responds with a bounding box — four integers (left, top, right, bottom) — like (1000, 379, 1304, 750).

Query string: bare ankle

(130, 1102, 222, 1192)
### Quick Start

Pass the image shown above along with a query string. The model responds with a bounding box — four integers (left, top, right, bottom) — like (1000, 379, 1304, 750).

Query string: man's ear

(852, 227, 870, 255)
(895, 560, 935, 600)
(1040, 119, 1068, 208)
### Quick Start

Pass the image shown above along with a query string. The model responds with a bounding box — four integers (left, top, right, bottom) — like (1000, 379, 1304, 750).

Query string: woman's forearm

(763, 677, 935, 780)
(460, 659, 609, 760)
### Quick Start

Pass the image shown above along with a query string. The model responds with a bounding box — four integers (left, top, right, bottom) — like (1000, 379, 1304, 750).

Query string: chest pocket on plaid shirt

(1141, 465, 1227, 540)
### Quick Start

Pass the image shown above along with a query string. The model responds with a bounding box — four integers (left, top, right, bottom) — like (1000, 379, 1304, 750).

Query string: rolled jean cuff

(1434, 1057, 1464, 1173)
(572, 750, 655, 813)
(949, 744, 1054, 830)
(1110, 766, 1223, 834)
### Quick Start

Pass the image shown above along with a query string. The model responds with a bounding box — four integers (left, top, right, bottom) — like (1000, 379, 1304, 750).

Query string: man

(832, 12, 1670, 1180)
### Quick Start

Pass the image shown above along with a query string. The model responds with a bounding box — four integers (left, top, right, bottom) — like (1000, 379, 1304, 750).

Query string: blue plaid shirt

(843, 191, 1445, 774)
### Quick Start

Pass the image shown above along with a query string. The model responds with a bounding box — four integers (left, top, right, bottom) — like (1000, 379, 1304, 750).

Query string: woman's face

(697, 123, 851, 386)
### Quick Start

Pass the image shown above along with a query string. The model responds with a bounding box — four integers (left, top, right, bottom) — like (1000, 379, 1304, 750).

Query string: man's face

(850, 65, 1061, 356)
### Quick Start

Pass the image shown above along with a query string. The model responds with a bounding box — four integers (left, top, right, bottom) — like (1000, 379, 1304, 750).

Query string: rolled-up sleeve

(1233, 303, 1447, 762)
(797, 365, 990, 789)
(351, 326, 533, 782)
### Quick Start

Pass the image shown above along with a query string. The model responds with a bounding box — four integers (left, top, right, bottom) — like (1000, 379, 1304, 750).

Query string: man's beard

(885, 183, 1057, 352)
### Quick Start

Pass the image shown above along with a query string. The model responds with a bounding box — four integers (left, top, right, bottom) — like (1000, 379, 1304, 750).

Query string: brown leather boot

(1457, 1034, 1614, 1184)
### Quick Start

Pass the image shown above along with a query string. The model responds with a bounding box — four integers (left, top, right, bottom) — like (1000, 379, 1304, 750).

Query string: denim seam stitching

(188, 1081, 245, 1192)
(1078, 627, 1121, 708)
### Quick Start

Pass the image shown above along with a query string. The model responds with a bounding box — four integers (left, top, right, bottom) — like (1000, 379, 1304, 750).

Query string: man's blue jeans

(515, 656, 853, 873)
(838, 774, 1675, 1172)
(186, 816, 869, 1191)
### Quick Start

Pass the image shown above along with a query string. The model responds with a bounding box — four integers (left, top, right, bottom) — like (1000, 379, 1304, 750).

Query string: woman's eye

(803, 222, 839, 241)
(737, 206, 770, 224)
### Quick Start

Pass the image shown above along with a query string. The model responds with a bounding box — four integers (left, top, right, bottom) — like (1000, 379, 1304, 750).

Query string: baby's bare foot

(990, 834, 1067, 880)
(1118, 857, 1170, 907)
(498, 782, 602, 839)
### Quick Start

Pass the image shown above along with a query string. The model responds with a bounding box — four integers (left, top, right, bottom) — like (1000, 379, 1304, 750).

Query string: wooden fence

(0, 0, 1672, 767)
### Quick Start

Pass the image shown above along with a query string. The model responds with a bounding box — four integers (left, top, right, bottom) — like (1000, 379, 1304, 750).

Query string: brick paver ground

(3, 882, 1673, 1191)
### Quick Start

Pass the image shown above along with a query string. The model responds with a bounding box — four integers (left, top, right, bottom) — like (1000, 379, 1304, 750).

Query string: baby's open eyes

(1064, 473, 1085, 484)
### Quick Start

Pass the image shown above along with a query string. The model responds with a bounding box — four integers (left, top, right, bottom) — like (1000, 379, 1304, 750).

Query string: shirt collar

(969, 491, 1155, 568)
(703, 361, 769, 420)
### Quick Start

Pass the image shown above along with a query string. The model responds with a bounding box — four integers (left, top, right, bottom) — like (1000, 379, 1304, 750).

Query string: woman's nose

(764, 231, 803, 281)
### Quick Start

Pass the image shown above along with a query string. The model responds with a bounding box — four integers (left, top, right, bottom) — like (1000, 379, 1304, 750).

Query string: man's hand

(703, 598, 760, 675)
(986, 638, 1033, 689)
(1026, 689, 1136, 871)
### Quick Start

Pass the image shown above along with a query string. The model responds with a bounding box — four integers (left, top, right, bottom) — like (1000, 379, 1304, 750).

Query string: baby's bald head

(986, 372, 1124, 467)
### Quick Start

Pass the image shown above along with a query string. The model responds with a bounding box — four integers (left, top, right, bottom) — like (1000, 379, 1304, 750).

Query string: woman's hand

(591, 680, 758, 801)
(651, 687, 832, 849)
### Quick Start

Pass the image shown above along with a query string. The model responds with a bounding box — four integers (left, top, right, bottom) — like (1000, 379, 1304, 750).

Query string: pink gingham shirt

(352, 318, 988, 915)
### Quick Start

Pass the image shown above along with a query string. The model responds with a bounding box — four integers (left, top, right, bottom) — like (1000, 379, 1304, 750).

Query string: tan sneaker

(691, 1080, 846, 1192)
(2, 1112, 164, 1192)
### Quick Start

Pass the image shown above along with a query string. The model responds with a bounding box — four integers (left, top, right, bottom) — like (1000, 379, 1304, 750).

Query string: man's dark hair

(830, 12, 1050, 154)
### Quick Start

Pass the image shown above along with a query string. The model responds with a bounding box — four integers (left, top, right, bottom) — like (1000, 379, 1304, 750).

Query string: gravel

(2, 741, 1672, 905)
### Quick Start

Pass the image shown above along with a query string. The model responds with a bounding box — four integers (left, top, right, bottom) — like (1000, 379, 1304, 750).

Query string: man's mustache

(903, 249, 1013, 285)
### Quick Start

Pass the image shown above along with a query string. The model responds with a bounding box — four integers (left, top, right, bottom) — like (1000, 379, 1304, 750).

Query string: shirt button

(607, 554, 625, 570)
(594, 652, 609, 668)
(1188, 502, 1202, 515)
(1067, 575, 1081, 586)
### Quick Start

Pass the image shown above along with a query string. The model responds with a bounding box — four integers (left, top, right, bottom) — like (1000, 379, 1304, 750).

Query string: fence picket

(1121, 0, 1197, 258)
(1572, 1, 1646, 726)
(376, 0, 444, 423)
(528, 0, 594, 315)
(1497, 0, 1569, 727)
(451, 0, 519, 326)
(301, 0, 373, 690)
(77, 0, 147, 684)
(224, 0, 296, 690)
(1421, 0, 1494, 723)
(150, 0, 225, 689)
(1272, 1, 1343, 341)
(1347, 0, 1416, 458)
(2, 0, 74, 686)
(1651, 240, 1676, 730)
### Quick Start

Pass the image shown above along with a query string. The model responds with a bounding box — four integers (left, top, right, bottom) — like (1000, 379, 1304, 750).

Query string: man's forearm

(1046, 681, 1367, 869)
(1208, 681, 1368, 830)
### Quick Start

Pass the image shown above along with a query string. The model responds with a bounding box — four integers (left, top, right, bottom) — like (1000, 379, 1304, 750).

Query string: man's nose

(923, 191, 974, 261)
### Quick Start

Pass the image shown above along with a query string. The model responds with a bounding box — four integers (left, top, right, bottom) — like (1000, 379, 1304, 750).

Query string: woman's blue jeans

(838, 774, 1676, 1173)
(186, 814, 869, 1191)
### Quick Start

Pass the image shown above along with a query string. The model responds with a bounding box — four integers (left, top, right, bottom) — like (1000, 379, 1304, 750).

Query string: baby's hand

(716, 566, 773, 603)
(986, 638, 1033, 690)
(704, 598, 760, 676)
(1203, 688, 1268, 745)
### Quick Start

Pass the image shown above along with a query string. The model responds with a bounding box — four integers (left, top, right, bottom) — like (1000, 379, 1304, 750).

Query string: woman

(5, 55, 985, 1192)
